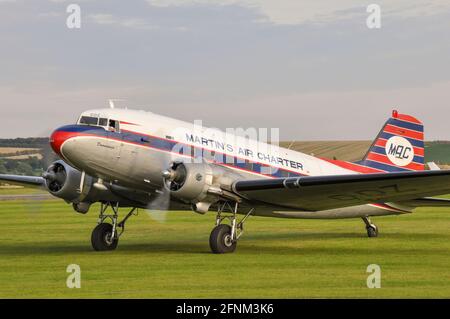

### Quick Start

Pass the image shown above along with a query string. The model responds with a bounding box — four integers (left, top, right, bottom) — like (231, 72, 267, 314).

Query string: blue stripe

(379, 132, 424, 148)
(387, 118, 423, 132)
(414, 156, 424, 164)
(370, 146, 386, 155)
(58, 125, 304, 178)
(58, 125, 106, 133)
(362, 160, 411, 172)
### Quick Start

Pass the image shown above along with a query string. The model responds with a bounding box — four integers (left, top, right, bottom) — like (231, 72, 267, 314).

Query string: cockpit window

(108, 119, 120, 132)
(79, 116, 99, 126)
(98, 118, 108, 126)
(78, 115, 120, 132)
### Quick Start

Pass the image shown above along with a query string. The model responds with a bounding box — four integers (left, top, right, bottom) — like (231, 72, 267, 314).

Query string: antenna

(108, 98, 125, 109)
(287, 140, 295, 150)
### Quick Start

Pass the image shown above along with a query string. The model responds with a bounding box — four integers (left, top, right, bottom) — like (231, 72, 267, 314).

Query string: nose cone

(49, 127, 70, 156)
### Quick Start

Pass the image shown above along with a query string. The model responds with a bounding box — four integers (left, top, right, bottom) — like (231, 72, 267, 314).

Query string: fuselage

(49, 108, 410, 218)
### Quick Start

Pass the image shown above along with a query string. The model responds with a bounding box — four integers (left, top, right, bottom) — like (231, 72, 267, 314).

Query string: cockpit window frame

(98, 118, 108, 127)
(108, 119, 120, 133)
(77, 115, 120, 133)
(78, 116, 99, 126)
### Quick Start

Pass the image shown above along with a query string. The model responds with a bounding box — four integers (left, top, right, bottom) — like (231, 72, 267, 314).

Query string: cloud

(89, 13, 160, 30)
(146, 0, 450, 25)
(1, 0, 450, 140)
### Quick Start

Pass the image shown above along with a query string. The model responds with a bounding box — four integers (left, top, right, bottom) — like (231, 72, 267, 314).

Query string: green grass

(1, 198, 450, 298)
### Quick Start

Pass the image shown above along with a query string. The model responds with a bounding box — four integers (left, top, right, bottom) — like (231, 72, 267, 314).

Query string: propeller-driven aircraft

(2, 109, 450, 253)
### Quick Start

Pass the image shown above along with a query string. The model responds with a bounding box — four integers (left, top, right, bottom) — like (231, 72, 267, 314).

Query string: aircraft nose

(49, 127, 69, 156)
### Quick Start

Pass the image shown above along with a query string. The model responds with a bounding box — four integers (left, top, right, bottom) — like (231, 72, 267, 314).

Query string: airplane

(2, 108, 450, 254)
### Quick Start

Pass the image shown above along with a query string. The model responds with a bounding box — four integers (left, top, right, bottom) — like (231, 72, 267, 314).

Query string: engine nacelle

(42, 160, 146, 213)
(43, 161, 90, 202)
(162, 162, 242, 214)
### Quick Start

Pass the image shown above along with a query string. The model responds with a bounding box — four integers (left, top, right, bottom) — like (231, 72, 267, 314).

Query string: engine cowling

(162, 162, 243, 213)
(42, 161, 148, 213)
(43, 160, 89, 202)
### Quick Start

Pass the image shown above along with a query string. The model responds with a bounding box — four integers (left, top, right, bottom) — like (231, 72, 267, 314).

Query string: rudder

(359, 110, 424, 172)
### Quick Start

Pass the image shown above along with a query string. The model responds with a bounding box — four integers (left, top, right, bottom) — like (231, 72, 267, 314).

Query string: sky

(0, 0, 449, 140)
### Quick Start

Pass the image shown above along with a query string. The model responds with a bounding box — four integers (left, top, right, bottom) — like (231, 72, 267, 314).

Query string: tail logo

(385, 136, 414, 167)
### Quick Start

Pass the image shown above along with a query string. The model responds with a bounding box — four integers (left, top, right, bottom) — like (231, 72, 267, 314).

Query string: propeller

(162, 161, 187, 191)
(144, 159, 184, 224)
(145, 189, 171, 223)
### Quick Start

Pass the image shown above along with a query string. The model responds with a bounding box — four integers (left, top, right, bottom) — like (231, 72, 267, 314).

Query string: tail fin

(359, 110, 424, 172)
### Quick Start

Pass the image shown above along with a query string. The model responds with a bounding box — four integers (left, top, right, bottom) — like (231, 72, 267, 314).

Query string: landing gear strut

(362, 216, 378, 238)
(209, 202, 254, 254)
(91, 202, 138, 251)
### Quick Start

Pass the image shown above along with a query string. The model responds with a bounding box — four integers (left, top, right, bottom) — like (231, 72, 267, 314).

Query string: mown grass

(1, 198, 450, 298)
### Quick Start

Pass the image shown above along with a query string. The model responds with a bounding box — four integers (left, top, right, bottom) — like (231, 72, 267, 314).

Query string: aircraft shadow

(1, 230, 449, 256)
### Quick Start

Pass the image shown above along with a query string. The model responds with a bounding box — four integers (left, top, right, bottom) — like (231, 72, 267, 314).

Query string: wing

(0, 174, 45, 186)
(233, 170, 450, 211)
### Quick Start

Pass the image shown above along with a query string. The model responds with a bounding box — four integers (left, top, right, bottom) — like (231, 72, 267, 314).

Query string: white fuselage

(53, 108, 410, 218)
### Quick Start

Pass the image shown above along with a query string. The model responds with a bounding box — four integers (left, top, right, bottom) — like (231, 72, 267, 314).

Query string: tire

(91, 223, 119, 251)
(209, 224, 237, 254)
(366, 225, 379, 238)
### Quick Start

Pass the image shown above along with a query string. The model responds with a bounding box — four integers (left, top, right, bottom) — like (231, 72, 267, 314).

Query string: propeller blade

(145, 189, 171, 224)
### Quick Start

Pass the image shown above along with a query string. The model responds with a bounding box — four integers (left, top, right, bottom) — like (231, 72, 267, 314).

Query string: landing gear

(209, 224, 236, 254)
(91, 223, 118, 251)
(91, 202, 138, 251)
(209, 202, 254, 254)
(362, 216, 379, 238)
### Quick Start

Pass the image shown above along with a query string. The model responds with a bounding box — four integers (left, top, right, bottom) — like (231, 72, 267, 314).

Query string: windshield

(78, 115, 120, 132)
(79, 116, 99, 126)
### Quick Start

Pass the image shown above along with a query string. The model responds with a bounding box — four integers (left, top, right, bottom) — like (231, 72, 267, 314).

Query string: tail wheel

(91, 223, 119, 251)
(366, 225, 379, 238)
(209, 224, 237, 254)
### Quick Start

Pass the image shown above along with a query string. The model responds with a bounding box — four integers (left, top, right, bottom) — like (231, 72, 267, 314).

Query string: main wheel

(366, 225, 379, 238)
(209, 224, 237, 254)
(91, 223, 119, 251)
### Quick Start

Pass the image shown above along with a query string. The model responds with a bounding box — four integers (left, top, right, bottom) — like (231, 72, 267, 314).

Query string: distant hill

(0, 137, 48, 148)
(0, 137, 57, 176)
(424, 141, 450, 165)
(280, 141, 371, 162)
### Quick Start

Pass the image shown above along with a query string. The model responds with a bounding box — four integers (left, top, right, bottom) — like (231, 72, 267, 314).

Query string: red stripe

(320, 158, 384, 173)
(395, 114, 422, 125)
(383, 124, 424, 140)
(371, 203, 410, 213)
(403, 162, 425, 171)
(119, 121, 139, 126)
(50, 131, 91, 156)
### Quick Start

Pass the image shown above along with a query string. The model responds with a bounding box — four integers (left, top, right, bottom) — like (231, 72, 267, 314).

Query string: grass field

(1, 194, 450, 298)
